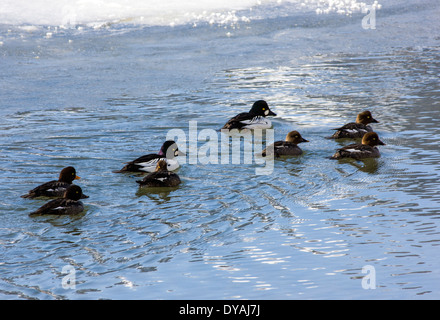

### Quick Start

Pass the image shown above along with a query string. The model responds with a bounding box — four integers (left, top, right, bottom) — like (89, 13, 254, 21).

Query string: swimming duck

(221, 100, 276, 130)
(136, 160, 181, 188)
(21, 166, 88, 199)
(29, 185, 85, 216)
(329, 111, 379, 139)
(262, 131, 309, 157)
(114, 140, 183, 173)
(331, 132, 385, 160)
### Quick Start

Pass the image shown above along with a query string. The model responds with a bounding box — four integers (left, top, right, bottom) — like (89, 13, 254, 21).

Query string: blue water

(1, 0, 440, 299)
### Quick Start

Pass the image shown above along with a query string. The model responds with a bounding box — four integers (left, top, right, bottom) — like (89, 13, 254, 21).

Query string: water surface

(1, 0, 440, 299)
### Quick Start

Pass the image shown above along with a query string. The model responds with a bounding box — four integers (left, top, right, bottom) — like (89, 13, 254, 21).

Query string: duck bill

(371, 118, 379, 123)
(301, 138, 309, 143)
(175, 150, 185, 157)
(268, 109, 276, 116)
(377, 139, 385, 145)
(75, 176, 81, 180)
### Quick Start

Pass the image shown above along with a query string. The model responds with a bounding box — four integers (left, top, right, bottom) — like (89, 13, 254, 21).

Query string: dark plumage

(21, 166, 88, 199)
(136, 160, 181, 188)
(331, 132, 385, 160)
(329, 111, 379, 139)
(221, 100, 276, 130)
(114, 140, 183, 173)
(262, 131, 309, 157)
(29, 185, 85, 216)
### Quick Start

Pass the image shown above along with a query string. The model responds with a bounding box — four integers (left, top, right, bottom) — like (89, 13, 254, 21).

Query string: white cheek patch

(264, 110, 269, 116)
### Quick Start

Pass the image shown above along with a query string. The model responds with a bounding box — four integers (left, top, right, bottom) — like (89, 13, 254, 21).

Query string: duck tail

(113, 163, 133, 173)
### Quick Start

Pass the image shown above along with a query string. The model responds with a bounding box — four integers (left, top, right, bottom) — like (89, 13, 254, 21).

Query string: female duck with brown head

(136, 160, 181, 188)
(21, 166, 88, 199)
(329, 110, 379, 139)
(331, 132, 385, 160)
(29, 185, 85, 216)
(262, 131, 309, 157)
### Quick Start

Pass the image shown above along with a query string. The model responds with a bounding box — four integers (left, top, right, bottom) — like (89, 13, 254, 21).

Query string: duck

(21, 166, 88, 199)
(262, 131, 309, 157)
(136, 159, 181, 188)
(221, 100, 276, 130)
(328, 110, 379, 139)
(331, 132, 385, 160)
(29, 185, 85, 216)
(114, 140, 183, 173)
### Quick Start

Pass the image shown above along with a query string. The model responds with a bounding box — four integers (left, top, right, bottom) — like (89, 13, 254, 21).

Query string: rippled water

(1, 0, 440, 299)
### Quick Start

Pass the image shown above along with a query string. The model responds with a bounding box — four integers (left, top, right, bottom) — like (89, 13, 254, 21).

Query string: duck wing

(332, 143, 375, 159)
(114, 154, 163, 173)
(262, 141, 284, 157)
(222, 112, 257, 130)
(137, 171, 181, 187)
(330, 122, 371, 139)
(21, 180, 69, 198)
(30, 199, 84, 216)
(274, 141, 302, 156)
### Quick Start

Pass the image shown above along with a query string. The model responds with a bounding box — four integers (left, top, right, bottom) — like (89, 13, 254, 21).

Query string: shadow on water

(334, 158, 382, 174)
(135, 186, 181, 202)
(27, 207, 88, 224)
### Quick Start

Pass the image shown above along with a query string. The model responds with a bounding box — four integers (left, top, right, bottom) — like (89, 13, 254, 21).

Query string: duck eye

(262, 108, 265, 110)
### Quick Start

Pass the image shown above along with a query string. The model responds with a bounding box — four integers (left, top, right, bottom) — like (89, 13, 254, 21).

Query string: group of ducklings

(263, 109, 385, 159)
(219, 100, 384, 160)
(23, 101, 384, 216)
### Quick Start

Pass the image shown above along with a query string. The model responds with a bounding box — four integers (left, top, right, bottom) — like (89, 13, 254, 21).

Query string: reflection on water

(135, 183, 181, 201)
(336, 158, 381, 174)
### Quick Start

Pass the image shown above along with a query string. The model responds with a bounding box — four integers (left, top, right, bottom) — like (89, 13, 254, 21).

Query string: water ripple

(1, 26, 440, 299)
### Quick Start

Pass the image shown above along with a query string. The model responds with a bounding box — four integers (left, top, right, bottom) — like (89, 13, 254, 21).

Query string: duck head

(285, 131, 309, 144)
(64, 185, 83, 201)
(158, 140, 184, 158)
(249, 100, 276, 117)
(59, 166, 80, 184)
(356, 110, 379, 125)
(155, 159, 169, 172)
(362, 132, 385, 146)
